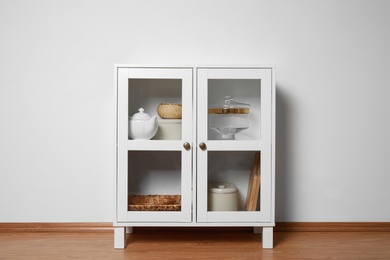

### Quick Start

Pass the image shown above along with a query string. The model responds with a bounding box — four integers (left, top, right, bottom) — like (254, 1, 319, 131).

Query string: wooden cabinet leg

(114, 227, 126, 249)
(262, 227, 273, 249)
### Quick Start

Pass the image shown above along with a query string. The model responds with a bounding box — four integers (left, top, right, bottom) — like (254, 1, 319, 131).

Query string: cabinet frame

(114, 65, 275, 249)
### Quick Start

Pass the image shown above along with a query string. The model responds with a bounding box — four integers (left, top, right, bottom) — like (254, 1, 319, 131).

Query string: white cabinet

(114, 65, 275, 249)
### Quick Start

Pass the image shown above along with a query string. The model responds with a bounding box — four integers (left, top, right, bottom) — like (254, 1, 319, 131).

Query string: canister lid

(208, 96, 250, 114)
(208, 182, 238, 194)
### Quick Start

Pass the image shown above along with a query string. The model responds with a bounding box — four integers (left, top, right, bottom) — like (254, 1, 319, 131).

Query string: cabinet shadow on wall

(275, 85, 294, 221)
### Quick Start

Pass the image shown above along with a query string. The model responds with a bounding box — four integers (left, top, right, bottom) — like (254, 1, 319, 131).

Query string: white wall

(1, 0, 389, 222)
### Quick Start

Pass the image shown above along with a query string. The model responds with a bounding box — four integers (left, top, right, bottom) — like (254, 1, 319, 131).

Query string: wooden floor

(1, 229, 390, 259)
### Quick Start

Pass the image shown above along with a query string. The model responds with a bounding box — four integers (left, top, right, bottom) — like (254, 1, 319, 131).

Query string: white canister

(153, 118, 182, 140)
(208, 182, 238, 211)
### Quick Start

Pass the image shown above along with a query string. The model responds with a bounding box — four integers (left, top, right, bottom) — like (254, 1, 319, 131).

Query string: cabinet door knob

(183, 142, 191, 150)
(199, 142, 207, 151)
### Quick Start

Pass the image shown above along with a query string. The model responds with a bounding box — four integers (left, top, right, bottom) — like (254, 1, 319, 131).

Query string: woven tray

(128, 194, 181, 211)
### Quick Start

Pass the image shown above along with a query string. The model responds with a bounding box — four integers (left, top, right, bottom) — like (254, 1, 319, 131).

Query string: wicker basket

(128, 194, 181, 211)
(157, 103, 182, 119)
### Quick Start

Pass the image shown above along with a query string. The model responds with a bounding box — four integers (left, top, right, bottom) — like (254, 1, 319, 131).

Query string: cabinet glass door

(197, 68, 273, 223)
(116, 68, 193, 223)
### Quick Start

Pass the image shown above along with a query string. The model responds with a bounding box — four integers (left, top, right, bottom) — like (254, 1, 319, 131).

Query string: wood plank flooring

(1, 229, 390, 259)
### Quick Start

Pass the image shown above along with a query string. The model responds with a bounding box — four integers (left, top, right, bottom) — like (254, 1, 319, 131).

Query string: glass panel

(128, 79, 182, 140)
(127, 151, 182, 212)
(207, 151, 260, 212)
(207, 79, 261, 140)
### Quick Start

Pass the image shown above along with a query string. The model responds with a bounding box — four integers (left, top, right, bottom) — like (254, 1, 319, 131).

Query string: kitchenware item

(245, 152, 260, 211)
(208, 96, 250, 140)
(128, 194, 181, 211)
(153, 118, 182, 140)
(208, 182, 238, 211)
(157, 103, 182, 119)
(128, 108, 158, 140)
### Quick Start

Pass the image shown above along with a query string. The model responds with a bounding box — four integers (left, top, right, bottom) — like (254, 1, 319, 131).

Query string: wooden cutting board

(245, 152, 260, 211)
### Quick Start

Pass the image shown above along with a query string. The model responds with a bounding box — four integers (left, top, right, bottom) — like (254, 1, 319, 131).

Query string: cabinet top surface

(114, 64, 275, 69)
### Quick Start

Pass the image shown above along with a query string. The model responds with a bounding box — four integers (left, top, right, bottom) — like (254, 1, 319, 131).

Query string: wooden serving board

(245, 152, 260, 211)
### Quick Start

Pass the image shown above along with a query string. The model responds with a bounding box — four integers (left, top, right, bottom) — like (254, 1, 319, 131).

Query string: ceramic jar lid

(208, 182, 238, 194)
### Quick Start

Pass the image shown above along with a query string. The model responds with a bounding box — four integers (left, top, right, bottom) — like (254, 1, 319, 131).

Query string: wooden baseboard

(275, 222, 390, 232)
(0, 223, 113, 233)
(1, 222, 389, 233)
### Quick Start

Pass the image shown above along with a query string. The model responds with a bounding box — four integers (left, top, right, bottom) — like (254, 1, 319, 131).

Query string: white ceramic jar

(208, 182, 238, 211)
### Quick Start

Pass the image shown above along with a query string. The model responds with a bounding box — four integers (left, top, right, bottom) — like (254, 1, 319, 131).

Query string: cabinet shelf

(206, 140, 261, 151)
(127, 140, 262, 151)
(127, 140, 185, 151)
